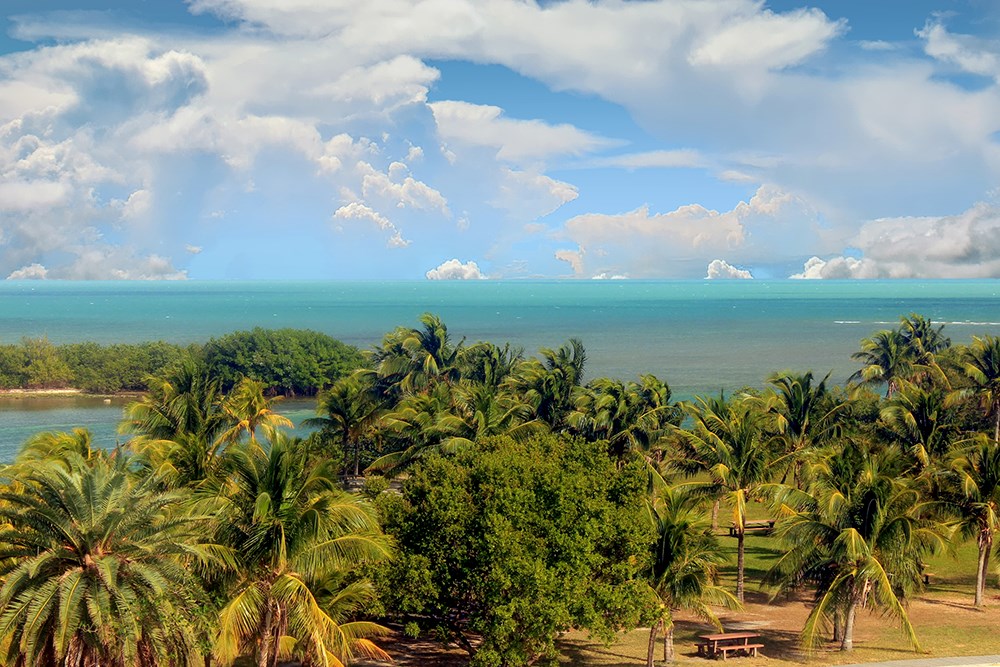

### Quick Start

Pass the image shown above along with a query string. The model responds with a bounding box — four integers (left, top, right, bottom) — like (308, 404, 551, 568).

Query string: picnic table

(728, 519, 776, 537)
(696, 632, 764, 660)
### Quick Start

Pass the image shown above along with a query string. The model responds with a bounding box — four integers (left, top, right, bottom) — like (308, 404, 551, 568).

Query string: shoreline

(0, 388, 143, 400)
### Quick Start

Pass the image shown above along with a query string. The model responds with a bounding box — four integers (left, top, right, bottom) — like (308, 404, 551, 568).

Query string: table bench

(728, 519, 776, 537)
(697, 632, 763, 660)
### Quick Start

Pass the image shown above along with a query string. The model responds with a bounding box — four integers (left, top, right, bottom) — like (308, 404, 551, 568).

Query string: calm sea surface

(1, 280, 999, 460)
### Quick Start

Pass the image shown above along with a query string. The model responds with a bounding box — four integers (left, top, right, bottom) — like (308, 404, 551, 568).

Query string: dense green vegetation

(0, 328, 363, 395)
(1, 312, 1000, 666)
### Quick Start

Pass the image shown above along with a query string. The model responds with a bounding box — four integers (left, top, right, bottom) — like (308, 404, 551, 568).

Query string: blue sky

(1, 1, 999, 280)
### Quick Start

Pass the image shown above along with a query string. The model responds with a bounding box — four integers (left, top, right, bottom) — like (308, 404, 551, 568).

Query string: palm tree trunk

(841, 599, 858, 651)
(832, 608, 841, 643)
(977, 528, 993, 607)
(841, 580, 863, 651)
(664, 621, 675, 662)
(646, 620, 660, 667)
(737, 528, 746, 602)
(711, 500, 720, 531)
(258, 602, 275, 667)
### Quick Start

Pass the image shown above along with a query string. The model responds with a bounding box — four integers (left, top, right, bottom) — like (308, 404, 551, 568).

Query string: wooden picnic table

(728, 519, 776, 537)
(696, 631, 764, 660)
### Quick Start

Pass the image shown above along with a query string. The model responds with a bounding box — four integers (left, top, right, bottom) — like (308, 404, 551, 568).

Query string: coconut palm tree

(0, 457, 207, 666)
(12, 427, 107, 470)
(456, 341, 524, 389)
(880, 380, 958, 469)
(762, 371, 844, 487)
(645, 487, 739, 667)
(507, 339, 587, 430)
(365, 382, 460, 474)
(671, 395, 776, 602)
(851, 329, 913, 398)
(122, 360, 232, 488)
(952, 335, 1000, 443)
(370, 313, 463, 395)
(570, 375, 679, 460)
(941, 437, 1000, 606)
(208, 436, 391, 667)
(769, 442, 940, 651)
(899, 313, 950, 363)
(217, 377, 293, 448)
(304, 374, 385, 477)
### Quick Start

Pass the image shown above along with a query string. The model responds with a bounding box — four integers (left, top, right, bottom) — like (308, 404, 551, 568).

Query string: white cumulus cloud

(706, 259, 753, 279)
(6, 263, 48, 280)
(425, 258, 485, 280)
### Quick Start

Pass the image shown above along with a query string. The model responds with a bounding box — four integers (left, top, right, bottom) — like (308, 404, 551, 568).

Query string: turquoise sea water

(1, 280, 999, 460)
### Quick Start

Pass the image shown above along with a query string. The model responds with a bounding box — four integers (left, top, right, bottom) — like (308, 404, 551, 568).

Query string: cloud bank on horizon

(1, 0, 999, 280)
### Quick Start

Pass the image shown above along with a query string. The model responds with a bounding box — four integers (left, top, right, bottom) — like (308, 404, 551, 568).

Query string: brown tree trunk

(646, 620, 660, 667)
(258, 601, 275, 667)
(832, 608, 842, 643)
(841, 580, 863, 651)
(663, 621, 674, 662)
(711, 500, 720, 531)
(736, 528, 746, 602)
(977, 528, 992, 607)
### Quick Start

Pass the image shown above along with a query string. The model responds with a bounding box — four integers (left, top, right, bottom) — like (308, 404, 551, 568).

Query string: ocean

(1, 280, 999, 460)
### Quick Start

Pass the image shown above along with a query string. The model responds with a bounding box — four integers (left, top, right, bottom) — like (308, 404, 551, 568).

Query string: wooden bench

(922, 572, 935, 585)
(728, 519, 776, 537)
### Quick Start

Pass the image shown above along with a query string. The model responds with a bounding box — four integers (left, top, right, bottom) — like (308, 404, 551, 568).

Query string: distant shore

(0, 388, 141, 400)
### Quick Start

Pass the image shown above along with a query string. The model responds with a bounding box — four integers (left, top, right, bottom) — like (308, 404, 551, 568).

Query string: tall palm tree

(899, 313, 950, 363)
(208, 437, 391, 667)
(671, 395, 776, 602)
(122, 360, 231, 488)
(507, 339, 587, 430)
(456, 342, 524, 389)
(953, 335, 1000, 443)
(645, 487, 739, 667)
(365, 382, 459, 474)
(762, 371, 843, 487)
(304, 374, 385, 476)
(0, 458, 206, 666)
(370, 313, 463, 394)
(570, 375, 679, 461)
(881, 380, 957, 469)
(217, 377, 293, 448)
(942, 437, 1000, 607)
(851, 329, 913, 398)
(769, 442, 940, 651)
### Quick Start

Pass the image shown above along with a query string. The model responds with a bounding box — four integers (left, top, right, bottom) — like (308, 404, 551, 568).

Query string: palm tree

(0, 457, 206, 666)
(570, 375, 679, 460)
(769, 442, 940, 651)
(365, 382, 459, 474)
(217, 377, 293, 448)
(304, 373, 385, 476)
(762, 371, 843, 487)
(671, 395, 776, 602)
(646, 487, 739, 667)
(899, 313, 950, 363)
(370, 313, 463, 394)
(456, 341, 524, 389)
(122, 360, 231, 488)
(851, 329, 913, 398)
(208, 437, 391, 667)
(880, 380, 957, 469)
(953, 335, 1000, 443)
(942, 437, 1000, 606)
(12, 427, 107, 469)
(507, 339, 587, 430)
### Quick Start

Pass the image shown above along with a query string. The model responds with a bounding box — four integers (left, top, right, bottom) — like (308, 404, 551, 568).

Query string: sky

(1, 1, 1000, 280)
